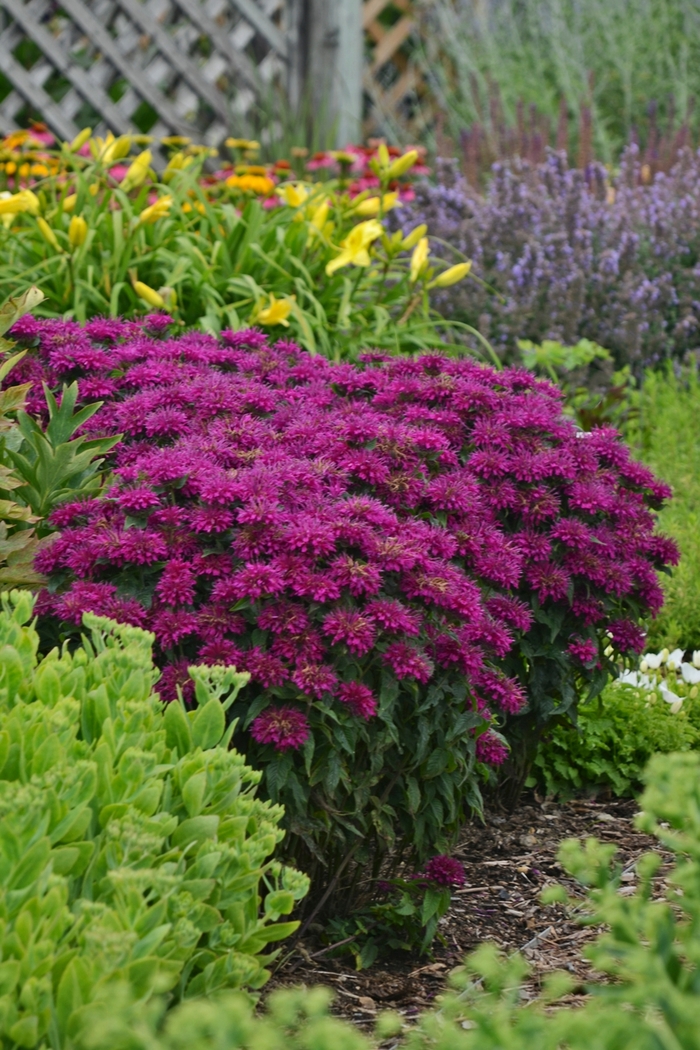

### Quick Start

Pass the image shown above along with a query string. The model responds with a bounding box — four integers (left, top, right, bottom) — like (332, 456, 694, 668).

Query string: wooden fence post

(288, 0, 362, 147)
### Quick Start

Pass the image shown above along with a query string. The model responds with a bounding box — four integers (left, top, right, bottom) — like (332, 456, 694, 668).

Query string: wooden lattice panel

(363, 0, 421, 138)
(0, 0, 289, 150)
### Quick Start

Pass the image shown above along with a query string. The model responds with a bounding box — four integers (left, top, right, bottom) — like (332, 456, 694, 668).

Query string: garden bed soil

(267, 793, 673, 1026)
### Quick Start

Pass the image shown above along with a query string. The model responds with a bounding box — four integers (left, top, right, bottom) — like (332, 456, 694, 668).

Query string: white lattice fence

(0, 0, 289, 148)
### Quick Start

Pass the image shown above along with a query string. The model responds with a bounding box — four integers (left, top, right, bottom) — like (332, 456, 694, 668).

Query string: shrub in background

(9, 319, 675, 897)
(54, 751, 700, 1050)
(530, 678, 699, 797)
(0, 590, 308, 1049)
(392, 147, 700, 368)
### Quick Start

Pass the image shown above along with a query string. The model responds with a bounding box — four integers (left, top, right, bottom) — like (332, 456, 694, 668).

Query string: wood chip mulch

(265, 793, 673, 1026)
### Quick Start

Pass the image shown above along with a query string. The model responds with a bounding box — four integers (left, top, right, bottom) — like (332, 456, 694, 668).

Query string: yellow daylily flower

(255, 294, 293, 327)
(429, 261, 472, 288)
(387, 149, 419, 179)
(354, 192, 399, 217)
(68, 215, 88, 249)
(308, 199, 330, 239)
(226, 173, 275, 196)
(67, 127, 92, 152)
(120, 150, 152, 192)
(277, 183, 310, 208)
(409, 236, 430, 283)
(133, 281, 165, 309)
(402, 223, 428, 250)
(225, 138, 260, 151)
(37, 217, 62, 252)
(325, 219, 384, 276)
(161, 136, 191, 147)
(0, 189, 40, 216)
(0, 192, 13, 229)
(376, 143, 391, 169)
(137, 195, 173, 225)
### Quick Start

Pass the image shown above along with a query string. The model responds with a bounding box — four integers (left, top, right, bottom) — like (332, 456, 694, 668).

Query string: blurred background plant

(414, 0, 700, 167)
(628, 366, 700, 653)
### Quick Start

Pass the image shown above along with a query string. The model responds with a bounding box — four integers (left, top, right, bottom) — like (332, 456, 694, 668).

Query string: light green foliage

(517, 337, 635, 431)
(530, 679, 699, 796)
(77, 985, 373, 1050)
(0, 289, 48, 587)
(0, 591, 308, 1048)
(631, 366, 700, 650)
(52, 751, 700, 1050)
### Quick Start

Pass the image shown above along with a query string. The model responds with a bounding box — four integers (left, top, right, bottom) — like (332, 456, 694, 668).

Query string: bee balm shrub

(9, 316, 677, 895)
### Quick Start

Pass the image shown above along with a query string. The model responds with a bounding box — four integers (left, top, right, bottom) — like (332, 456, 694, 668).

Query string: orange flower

(225, 173, 275, 196)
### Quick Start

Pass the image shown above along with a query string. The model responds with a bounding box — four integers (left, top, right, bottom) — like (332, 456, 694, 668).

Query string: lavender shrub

(394, 148, 700, 367)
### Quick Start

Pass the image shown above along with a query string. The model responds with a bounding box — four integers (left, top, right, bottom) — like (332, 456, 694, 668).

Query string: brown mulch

(266, 793, 673, 1026)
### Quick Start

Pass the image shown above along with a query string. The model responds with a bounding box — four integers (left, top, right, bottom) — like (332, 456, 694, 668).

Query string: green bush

(530, 678, 699, 797)
(630, 367, 700, 651)
(71, 750, 700, 1050)
(0, 591, 308, 1048)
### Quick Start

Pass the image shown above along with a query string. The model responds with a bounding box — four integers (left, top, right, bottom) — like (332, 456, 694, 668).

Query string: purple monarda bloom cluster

(10, 318, 675, 770)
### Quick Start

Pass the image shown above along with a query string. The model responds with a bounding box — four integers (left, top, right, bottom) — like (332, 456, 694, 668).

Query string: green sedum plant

(49, 750, 700, 1050)
(0, 591, 308, 1049)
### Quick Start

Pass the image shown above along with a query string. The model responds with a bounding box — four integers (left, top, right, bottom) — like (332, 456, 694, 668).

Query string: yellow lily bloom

(387, 149, 419, 179)
(62, 194, 77, 213)
(225, 138, 260, 151)
(102, 135, 131, 166)
(308, 199, 330, 235)
(402, 223, 427, 250)
(0, 192, 13, 229)
(137, 195, 173, 225)
(354, 192, 399, 217)
(277, 183, 310, 208)
(37, 217, 62, 252)
(325, 219, 384, 276)
(67, 127, 92, 152)
(256, 294, 293, 327)
(226, 173, 274, 196)
(0, 189, 40, 216)
(429, 261, 472, 288)
(68, 215, 88, 249)
(133, 281, 165, 309)
(409, 236, 430, 283)
(120, 150, 152, 192)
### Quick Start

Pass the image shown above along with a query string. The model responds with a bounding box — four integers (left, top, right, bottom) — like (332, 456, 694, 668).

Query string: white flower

(659, 682, 681, 706)
(643, 652, 663, 670)
(618, 670, 652, 689)
(666, 648, 685, 671)
(693, 650, 700, 670)
(681, 663, 700, 685)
